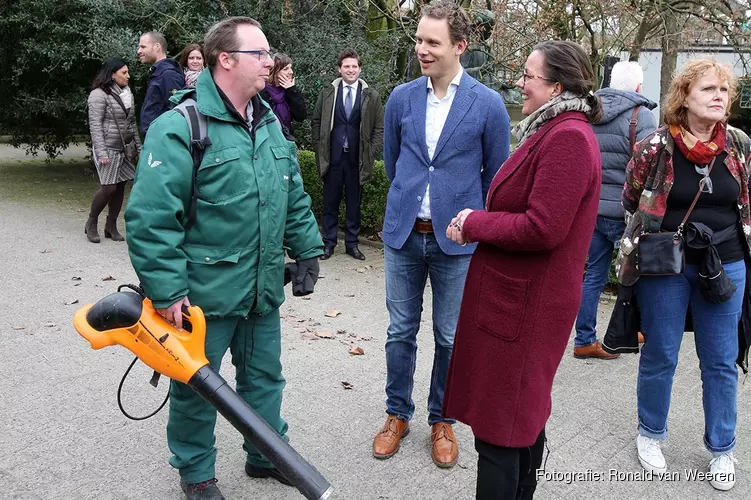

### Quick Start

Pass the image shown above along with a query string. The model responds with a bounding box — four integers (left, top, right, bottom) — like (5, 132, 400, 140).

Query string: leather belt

(413, 219, 433, 233)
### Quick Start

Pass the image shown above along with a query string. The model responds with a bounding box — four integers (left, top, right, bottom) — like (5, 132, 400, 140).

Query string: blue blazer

(382, 72, 510, 255)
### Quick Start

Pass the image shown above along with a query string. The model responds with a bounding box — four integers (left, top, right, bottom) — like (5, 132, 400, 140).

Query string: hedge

(297, 149, 389, 235)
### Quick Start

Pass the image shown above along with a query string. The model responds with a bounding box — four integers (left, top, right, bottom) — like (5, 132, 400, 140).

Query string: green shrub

(297, 149, 389, 235)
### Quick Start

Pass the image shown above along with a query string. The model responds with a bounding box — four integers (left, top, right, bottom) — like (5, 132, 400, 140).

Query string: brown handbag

(637, 157, 717, 276)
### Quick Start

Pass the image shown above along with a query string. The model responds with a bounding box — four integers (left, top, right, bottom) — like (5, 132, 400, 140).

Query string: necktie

(344, 85, 353, 119)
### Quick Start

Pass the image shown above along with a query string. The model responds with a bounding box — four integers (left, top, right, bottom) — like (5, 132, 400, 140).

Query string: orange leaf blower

(73, 287, 333, 500)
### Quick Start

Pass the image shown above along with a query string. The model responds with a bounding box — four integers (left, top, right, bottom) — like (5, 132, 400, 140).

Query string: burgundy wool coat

(442, 111, 601, 447)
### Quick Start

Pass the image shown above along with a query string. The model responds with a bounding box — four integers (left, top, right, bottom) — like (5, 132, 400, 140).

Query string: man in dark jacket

(311, 48, 384, 261)
(137, 31, 185, 135)
(574, 61, 657, 359)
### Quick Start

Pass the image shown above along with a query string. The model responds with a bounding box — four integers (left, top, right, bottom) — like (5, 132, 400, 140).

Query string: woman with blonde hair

(260, 53, 306, 142)
(617, 58, 751, 490)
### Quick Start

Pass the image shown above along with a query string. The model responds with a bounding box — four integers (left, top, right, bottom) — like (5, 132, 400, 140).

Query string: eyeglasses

(695, 164, 714, 194)
(520, 71, 556, 86)
(228, 49, 273, 62)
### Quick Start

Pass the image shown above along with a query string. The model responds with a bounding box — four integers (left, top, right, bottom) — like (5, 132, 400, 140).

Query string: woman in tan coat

(86, 57, 141, 243)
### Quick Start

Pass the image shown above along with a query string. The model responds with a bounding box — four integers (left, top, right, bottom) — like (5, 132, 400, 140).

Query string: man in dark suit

(311, 49, 384, 261)
(372, 0, 510, 468)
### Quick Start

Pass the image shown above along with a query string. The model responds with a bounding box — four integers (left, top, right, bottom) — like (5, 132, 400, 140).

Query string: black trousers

(475, 429, 546, 500)
(322, 153, 362, 249)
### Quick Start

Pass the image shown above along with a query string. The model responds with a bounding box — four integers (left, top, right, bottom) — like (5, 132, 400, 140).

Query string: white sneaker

(636, 435, 667, 473)
(709, 453, 738, 491)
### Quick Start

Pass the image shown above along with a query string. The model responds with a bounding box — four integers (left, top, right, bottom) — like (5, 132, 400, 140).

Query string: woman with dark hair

(442, 40, 604, 499)
(260, 53, 306, 142)
(178, 43, 204, 87)
(86, 57, 141, 243)
(616, 59, 750, 490)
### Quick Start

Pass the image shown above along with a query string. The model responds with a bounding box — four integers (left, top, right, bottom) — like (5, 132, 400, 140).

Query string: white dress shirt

(417, 66, 463, 220)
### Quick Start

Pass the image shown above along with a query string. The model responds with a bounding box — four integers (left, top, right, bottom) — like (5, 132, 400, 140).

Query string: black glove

(292, 257, 319, 296)
(283, 262, 298, 286)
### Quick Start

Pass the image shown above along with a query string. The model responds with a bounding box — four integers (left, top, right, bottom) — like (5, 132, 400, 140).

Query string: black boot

(104, 217, 124, 241)
(84, 217, 100, 243)
(180, 478, 225, 500)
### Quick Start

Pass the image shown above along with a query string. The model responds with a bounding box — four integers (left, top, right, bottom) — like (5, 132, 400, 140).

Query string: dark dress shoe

(346, 246, 366, 260)
(320, 246, 334, 260)
(245, 463, 292, 486)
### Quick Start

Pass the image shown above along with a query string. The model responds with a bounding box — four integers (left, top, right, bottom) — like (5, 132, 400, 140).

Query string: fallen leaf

(325, 309, 341, 318)
(349, 346, 365, 355)
(45, 323, 56, 328)
(301, 296, 311, 300)
(315, 331, 334, 339)
(71, 277, 82, 281)
(77, 208, 86, 212)
(296, 318, 306, 323)
(74, 283, 81, 287)
(302, 333, 319, 340)
(356, 268, 366, 273)
(40, 249, 53, 254)
(12, 326, 25, 331)
(344, 293, 355, 297)
(341, 381, 354, 390)
(337, 329, 347, 334)
(64, 299, 80, 305)
(102, 275, 116, 281)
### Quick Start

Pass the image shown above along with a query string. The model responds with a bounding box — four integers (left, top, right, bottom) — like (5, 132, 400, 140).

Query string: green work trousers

(166, 309, 288, 484)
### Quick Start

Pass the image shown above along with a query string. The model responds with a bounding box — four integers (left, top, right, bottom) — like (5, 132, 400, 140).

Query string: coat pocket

(474, 265, 530, 341)
(198, 146, 245, 202)
(271, 145, 291, 192)
(383, 185, 402, 233)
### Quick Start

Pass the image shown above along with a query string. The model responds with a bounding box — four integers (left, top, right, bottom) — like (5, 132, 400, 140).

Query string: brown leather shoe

(573, 340, 619, 360)
(431, 423, 458, 468)
(638, 332, 645, 343)
(373, 415, 409, 459)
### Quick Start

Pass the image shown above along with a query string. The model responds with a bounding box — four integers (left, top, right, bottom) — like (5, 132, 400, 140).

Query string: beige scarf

(511, 91, 591, 149)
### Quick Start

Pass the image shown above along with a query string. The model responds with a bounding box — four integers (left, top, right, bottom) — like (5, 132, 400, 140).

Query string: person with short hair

(573, 60, 657, 359)
(260, 53, 306, 142)
(373, 0, 510, 469)
(311, 48, 384, 261)
(85, 57, 141, 243)
(125, 17, 323, 500)
(178, 43, 205, 87)
(137, 31, 185, 135)
(617, 58, 751, 491)
(443, 40, 604, 498)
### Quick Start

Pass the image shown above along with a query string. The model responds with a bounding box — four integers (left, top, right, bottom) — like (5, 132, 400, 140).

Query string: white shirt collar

(427, 66, 463, 93)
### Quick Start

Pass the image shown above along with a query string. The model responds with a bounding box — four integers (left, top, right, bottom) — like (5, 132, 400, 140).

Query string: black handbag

(637, 158, 716, 276)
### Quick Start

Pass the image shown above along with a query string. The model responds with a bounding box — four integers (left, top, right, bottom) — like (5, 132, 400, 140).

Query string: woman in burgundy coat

(443, 41, 604, 499)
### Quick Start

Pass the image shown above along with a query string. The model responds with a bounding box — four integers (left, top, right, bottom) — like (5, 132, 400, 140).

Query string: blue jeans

(635, 261, 745, 455)
(574, 216, 627, 347)
(384, 230, 472, 425)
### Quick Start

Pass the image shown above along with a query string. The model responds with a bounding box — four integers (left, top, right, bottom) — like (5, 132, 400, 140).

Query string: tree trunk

(659, 11, 680, 122)
(629, 15, 657, 61)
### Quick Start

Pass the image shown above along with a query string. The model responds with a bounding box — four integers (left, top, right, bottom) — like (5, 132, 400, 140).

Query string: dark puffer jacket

(593, 88, 657, 219)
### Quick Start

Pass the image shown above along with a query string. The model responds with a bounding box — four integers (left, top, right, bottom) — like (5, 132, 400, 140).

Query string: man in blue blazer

(372, 0, 510, 469)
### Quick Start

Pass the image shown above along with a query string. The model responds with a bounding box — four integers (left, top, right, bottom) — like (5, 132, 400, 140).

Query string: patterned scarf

(511, 91, 592, 149)
(668, 123, 727, 165)
(184, 69, 201, 87)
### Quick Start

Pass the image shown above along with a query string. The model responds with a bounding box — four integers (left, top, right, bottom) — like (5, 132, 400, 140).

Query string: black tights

(89, 181, 126, 221)
(475, 429, 547, 500)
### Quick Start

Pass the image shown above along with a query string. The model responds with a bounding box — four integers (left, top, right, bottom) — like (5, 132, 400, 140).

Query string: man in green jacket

(125, 17, 323, 500)
(311, 48, 384, 261)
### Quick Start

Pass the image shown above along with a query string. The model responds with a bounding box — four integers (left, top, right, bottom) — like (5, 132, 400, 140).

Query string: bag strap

(106, 96, 129, 151)
(629, 106, 640, 153)
(173, 97, 212, 230)
(677, 156, 718, 234)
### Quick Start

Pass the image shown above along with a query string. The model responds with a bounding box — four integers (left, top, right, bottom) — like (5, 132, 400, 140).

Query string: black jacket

(140, 58, 185, 136)
(259, 85, 306, 142)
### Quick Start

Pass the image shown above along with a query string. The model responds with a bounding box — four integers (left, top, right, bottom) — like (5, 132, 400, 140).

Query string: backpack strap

(173, 97, 211, 230)
(629, 106, 641, 154)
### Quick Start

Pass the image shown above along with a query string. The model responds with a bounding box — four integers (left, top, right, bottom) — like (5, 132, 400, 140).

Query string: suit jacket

(311, 77, 384, 184)
(442, 112, 601, 446)
(382, 71, 510, 255)
(330, 81, 362, 166)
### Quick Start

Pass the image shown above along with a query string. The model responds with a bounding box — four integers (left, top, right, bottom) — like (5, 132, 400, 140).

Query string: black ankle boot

(180, 478, 225, 500)
(104, 217, 124, 241)
(84, 217, 100, 243)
